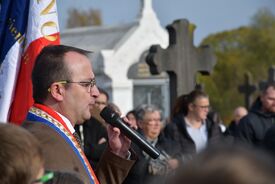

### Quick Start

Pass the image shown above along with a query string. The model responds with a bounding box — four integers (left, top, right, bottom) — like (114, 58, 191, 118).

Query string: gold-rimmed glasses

(48, 78, 96, 93)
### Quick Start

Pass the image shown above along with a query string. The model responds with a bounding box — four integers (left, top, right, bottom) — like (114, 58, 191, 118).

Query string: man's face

(127, 113, 137, 127)
(95, 93, 108, 111)
(62, 51, 99, 125)
(233, 107, 247, 123)
(261, 86, 275, 113)
(140, 111, 162, 140)
(190, 97, 210, 121)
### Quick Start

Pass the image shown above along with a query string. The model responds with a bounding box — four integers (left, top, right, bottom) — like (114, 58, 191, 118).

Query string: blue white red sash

(26, 103, 99, 184)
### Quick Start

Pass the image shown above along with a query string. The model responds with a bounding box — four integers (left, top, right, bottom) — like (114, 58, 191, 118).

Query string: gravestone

(146, 19, 216, 109)
(238, 72, 257, 109)
(259, 66, 275, 90)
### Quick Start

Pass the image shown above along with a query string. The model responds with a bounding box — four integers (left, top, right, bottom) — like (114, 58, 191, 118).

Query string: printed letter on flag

(0, 0, 60, 124)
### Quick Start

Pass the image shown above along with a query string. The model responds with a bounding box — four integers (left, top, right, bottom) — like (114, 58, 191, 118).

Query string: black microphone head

(100, 106, 119, 125)
(100, 106, 160, 159)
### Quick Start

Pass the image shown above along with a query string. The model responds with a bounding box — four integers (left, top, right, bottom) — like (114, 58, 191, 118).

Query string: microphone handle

(112, 117, 160, 159)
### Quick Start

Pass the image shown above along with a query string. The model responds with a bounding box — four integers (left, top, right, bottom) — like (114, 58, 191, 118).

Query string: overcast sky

(57, 0, 275, 45)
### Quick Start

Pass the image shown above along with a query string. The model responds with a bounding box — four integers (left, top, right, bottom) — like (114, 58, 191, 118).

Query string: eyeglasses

(32, 171, 54, 183)
(193, 104, 211, 110)
(143, 118, 162, 127)
(48, 78, 96, 93)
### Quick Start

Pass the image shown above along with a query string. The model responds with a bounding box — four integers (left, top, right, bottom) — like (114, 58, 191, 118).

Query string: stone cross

(146, 19, 216, 109)
(259, 65, 275, 90)
(238, 72, 257, 109)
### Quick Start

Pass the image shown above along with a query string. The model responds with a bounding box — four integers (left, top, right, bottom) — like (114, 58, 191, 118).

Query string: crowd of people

(0, 45, 275, 184)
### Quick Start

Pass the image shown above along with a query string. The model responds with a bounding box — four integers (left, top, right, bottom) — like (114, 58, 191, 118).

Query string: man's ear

(188, 103, 194, 112)
(48, 83, 65, 102)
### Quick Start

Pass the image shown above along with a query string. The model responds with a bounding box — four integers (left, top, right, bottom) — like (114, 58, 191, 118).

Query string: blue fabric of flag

(0, 0, 30, 63)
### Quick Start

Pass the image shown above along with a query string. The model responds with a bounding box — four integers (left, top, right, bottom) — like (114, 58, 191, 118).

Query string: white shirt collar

(184, 117, 206, 127)
(56, 112, 75, 134)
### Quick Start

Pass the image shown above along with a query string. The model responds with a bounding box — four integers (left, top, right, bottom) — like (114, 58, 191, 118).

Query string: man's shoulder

(238, 111, 273, 133)
(22, 121, 50, 134)
(22, 120, 89, 181)
(21, 121, 72, 159)
(239, 112, 259, 124)
(22, 121, 65, 143)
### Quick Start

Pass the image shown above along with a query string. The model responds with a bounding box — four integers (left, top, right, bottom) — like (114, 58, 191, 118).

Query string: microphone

(100, 106, 160, 159)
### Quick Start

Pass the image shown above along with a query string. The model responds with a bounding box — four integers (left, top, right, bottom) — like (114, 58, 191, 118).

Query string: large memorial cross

(238, 72, 257, 109)
(259, 66, 275, 90)
(146, 19, 216, 108)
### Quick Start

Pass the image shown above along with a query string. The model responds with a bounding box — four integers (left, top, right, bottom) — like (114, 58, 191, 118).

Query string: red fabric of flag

(7, 0, 60, 124)
(9, 34, 59, 124)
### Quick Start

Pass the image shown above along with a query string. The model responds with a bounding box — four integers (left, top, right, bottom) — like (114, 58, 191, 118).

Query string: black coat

(164, 113, 223, 161)
(225, 120, 238, 137)
(123, 132, 179, 184)
(75, 117, 108, 169)
(237, 97, 275, 147)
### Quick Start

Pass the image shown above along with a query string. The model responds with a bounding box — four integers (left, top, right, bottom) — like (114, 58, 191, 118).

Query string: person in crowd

(45, 171, 84, 184)
(22, 45, 135, 184)
(123, 104, 180, 184)
(108, 102, 122, 116)
(234, 106, 248, 123)
(0, 123, 47, 184)
(207, 110, 226, 133)
(82, 100, 123, 169)
(263, 124, 275, 159)
(76, 87, 109, 169)
(170, 145, 275, 184)
(170, 94, 187, 120)
(164, 90, 223, 162)
(226, 106, 247, 137)
(236, 82, 275, 147)
(126, 110, 138, 128)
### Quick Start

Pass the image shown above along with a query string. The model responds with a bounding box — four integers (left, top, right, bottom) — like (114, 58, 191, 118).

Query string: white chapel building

(61, 0, 170, 117)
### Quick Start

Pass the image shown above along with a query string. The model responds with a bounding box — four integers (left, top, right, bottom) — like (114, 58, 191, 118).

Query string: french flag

(0, 0, 60, 124)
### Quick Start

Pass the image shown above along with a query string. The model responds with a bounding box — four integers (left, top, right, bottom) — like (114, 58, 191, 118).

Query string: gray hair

(135, 104, 162, 122)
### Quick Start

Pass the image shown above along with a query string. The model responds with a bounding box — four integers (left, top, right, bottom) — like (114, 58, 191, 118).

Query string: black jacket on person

(263, 124, 275, 158)
(236, 97, 275, 147)
(75, 117, 108, 169)
(164, 113, 223, 161)
(225, 120, 239, 137)
(123, 132, 180, 184)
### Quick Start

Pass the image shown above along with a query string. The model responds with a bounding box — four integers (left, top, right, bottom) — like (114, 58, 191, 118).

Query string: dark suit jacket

(123, 133, 180, 184)
(75, 117, 108, 169)
(23, 121, 135, 184)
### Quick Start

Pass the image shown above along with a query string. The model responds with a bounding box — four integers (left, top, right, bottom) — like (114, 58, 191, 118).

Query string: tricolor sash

(26, 103, 99, 184)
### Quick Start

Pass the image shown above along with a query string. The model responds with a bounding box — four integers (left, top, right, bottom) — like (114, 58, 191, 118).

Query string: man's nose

(90, 85, 100, 98)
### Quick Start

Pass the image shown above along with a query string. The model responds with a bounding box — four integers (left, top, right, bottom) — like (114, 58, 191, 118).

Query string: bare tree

(66, 8, 102, 28)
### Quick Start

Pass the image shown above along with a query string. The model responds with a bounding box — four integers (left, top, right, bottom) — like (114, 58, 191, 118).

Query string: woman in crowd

(164, 90, 223, 162)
